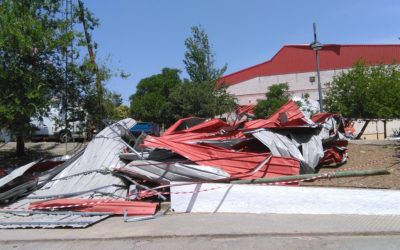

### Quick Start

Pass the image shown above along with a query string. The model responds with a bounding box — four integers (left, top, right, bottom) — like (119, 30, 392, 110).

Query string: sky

(84, 0, 400, 104)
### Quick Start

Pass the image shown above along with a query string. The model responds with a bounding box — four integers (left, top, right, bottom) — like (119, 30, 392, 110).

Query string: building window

(309, 76, 315, 84)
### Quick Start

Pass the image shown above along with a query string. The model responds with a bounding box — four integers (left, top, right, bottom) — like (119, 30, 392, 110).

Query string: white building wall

(226, 68, 400, 140)
(353, 119, 400, 140)
(228, 69, 348, 105)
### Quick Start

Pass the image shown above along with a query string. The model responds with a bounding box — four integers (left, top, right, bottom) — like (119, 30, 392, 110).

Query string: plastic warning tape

(0, 199, 118, 212)
(30, 199, 117, 210)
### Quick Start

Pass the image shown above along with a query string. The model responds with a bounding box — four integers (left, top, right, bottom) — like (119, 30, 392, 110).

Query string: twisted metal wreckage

(0, 100, 353, 228)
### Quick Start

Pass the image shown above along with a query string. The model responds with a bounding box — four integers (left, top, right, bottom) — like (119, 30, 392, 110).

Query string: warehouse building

(220, 44, 400, 105)
(219, 44, 400, 139)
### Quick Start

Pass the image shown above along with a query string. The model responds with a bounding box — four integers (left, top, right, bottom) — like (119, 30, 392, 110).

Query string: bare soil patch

(302, 141, 400, 189)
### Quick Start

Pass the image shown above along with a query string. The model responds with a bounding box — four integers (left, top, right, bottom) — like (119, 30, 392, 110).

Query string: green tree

(129, 68, 182, 125)
(164, 25, 236, 121)
(254, 83, 290, 118)
(0, 0, 73, 155)
(165, 81, 236, 121)
(102, 90, 122, 121)
(114, 105, 130, 120)
(0, 0, 112, 155)
(183, 25, 227, 83)
(325, 61, 400, 138)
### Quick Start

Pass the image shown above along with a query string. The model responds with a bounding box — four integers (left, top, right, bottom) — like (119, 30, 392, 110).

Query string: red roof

(220, 44, 400, 86)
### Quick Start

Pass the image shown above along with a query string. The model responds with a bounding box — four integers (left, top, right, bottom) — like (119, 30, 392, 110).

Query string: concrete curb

(2, 213, 400, 242)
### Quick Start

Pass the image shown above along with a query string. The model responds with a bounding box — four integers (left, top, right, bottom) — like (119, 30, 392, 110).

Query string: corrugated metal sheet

(0, 119, 136, 228)
(14, 118, 135, 205)
(244, 100, 314, 129)
(117, 160, 230, 184)
(220, 44, 400, 86)
(250, 129, 324, 173)
(0, 155, 74, 203)
(143, 136, 300, 180)
(0, 210, 111, 229)
(0, 161, 38, 188)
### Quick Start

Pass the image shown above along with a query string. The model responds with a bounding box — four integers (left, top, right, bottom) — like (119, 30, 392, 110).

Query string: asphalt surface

(2, 213, 400, 249)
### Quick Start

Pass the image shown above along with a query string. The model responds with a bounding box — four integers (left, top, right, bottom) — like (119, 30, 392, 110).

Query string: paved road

(3, 235, 400, 250)
(2, 213, 400, 249)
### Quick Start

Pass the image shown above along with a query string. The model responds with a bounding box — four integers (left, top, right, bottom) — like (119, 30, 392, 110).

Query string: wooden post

(383, 120, 387, 139)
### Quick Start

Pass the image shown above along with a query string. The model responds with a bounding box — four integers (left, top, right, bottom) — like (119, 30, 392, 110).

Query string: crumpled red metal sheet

(146, 130, 246, 145)
(244, 100, 313, 130)
(143, 137, 300, 180)
(319, 147, 348, 166)
(163, 119, 229, 137)
(144, 118, 246, 145)
(162, 117, 207, 136)
(236, 105, 256, 116)
(311, 113, 336, 123)
(29, 199, 158, 216)
(176, 118, 229, 134)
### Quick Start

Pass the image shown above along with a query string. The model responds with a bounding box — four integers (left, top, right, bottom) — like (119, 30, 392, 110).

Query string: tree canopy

(165, 81, 236, 121)
(183, 25, 227, 83)
(172, 25, 235, 120)
(0, 0, 119, 155)
(0, 0, 74, 154)
(254, 83, 290, 118)
(325, 61, 400, 119)
(129, 26, 236, 126)
(129, 68, 182, 125)
(325, 61, 400, 138)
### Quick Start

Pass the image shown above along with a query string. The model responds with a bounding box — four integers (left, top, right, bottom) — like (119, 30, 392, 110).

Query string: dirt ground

(302, 141, 400, 189)
(1, 140, 399, 189)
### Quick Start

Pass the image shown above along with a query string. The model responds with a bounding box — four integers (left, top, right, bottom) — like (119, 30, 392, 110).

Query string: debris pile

(122, 100, 348, 186)
(0, 100, 352, 228)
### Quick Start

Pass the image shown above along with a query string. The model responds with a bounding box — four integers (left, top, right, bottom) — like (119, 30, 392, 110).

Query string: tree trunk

(383, 120, 387, 139)
(16, 135, 25, 156)
(355, 120, 370, 139)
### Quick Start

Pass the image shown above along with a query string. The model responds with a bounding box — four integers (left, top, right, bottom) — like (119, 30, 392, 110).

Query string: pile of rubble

(0, 100, 351, 228)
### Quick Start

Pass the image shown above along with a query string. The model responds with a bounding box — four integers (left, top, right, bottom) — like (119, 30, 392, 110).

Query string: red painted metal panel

(163, 117, 207, 136)
(311, 113, 336, 123)
(29, 199, 158, 216)
(219, 44, 400, 86)
(149, 118, 245, 144)
(143, 137, 300, 180)
(236, 105, 256, 116)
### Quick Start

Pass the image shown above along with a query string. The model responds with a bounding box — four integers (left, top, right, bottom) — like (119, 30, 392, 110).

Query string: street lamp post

(310, 23, 324, 112)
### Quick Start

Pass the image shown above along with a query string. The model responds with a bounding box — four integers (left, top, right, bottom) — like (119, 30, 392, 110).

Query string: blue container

(130, 122, 160, 136)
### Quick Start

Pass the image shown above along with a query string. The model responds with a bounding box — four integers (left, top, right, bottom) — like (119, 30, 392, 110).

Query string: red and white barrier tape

(0, 199, 118, 211)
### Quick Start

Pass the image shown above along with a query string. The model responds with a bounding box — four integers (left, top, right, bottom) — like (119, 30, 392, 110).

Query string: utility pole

(64, 0, 73, 154)
(78, 0, 104, 131)
(310, 22, 324, 112)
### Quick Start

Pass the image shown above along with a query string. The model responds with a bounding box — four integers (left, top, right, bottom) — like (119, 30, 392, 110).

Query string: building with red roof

(220, 44, 400, 105)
